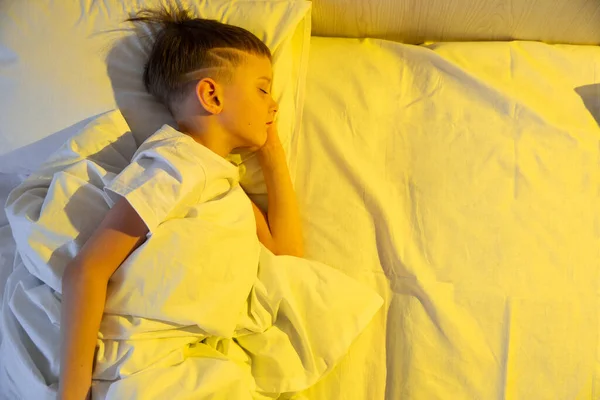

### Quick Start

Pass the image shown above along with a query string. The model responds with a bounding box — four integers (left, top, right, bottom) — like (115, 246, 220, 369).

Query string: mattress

(293, 37, 600, 399)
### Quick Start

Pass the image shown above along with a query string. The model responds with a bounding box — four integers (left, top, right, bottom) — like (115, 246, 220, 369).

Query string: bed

(1, 0, 599, 399)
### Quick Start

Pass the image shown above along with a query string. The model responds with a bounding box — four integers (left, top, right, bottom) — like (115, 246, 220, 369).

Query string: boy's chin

(231, 143, 261, 155)
(229, 131, 267, 154)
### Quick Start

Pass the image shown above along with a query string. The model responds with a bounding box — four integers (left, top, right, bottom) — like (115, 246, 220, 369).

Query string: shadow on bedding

(575, 84, 600, 126)
(0, 114, 103, 173)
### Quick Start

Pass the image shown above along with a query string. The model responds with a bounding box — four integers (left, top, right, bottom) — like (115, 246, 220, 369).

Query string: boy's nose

(270, 106, 278, 117)
(271, 97, 279, 110)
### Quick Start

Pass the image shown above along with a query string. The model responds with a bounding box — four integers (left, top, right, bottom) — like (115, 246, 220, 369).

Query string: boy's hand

(259, 119, 282, 153)
(253, 118, 304, 257)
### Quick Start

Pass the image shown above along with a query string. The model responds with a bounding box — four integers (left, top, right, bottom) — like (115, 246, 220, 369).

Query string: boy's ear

(195, 78, 222, 114)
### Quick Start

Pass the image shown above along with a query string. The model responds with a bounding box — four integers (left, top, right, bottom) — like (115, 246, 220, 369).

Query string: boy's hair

(126, 5, 272, 115)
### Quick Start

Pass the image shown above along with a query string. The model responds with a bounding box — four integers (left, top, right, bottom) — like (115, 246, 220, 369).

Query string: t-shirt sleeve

(103, 133, 207, 232)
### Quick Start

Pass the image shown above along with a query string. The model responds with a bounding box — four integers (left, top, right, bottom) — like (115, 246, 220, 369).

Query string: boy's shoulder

(132, 124, 239, 182)
(134, 124, 196, 159)
(141, 124, 187, 147)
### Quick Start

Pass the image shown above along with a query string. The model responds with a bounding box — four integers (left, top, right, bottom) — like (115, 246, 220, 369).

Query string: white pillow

(0, 0, 312, 194)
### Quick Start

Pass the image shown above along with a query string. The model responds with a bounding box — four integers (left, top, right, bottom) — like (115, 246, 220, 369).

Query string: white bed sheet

(0, 173, 20, 332)
(0, 174, 20, 376)
(0, 173, 23, 228)
(0, 173, 21, 299)
(1, 37, 599, 398)
(293, 38, 600, 399)
(0, 109, 384, 398)
(0, 224, 16, 316)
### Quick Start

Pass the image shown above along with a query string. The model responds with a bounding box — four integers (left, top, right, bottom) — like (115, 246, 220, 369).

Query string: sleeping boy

(57, 6, 303, 399)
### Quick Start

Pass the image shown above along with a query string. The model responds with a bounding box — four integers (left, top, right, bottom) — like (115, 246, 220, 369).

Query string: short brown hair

(126, 5, 272, 115)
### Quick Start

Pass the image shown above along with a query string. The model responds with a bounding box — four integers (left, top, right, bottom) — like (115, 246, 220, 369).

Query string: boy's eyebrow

(258, 76, 272, 83)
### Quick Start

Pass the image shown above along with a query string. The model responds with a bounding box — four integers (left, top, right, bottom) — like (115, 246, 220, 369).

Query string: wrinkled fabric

(0, 110, 383, 399)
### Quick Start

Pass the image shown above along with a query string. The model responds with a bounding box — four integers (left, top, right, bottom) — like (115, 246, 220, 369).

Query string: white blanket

(0, 110, 383, 399)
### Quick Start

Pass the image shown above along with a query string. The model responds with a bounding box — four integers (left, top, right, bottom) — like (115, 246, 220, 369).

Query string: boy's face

(220, 53, 278, 150)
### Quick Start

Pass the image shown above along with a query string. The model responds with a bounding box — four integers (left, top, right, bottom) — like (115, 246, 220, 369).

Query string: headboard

(310, 0, 600, 45)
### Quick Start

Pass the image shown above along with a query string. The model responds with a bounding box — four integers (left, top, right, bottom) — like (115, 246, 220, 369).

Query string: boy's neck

(177, 121, 233, 159)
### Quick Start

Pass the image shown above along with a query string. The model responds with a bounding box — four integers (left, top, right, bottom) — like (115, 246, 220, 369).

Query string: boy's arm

(253, 124, 303, 257)
(59, 197, 148, 400)
(250, 199, 278, 254)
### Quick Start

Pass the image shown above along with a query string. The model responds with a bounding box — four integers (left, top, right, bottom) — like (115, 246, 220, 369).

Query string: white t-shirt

(103, 124, 244, 233)
(100, 124, 261, 335)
